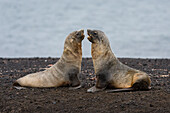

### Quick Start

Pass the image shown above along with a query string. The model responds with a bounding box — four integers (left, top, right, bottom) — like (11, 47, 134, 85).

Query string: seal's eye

(76, 32, 81, 37)
(93, 32, 97, 36)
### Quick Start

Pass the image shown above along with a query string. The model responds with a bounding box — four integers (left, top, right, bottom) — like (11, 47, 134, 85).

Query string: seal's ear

(101, 39, 104, 43)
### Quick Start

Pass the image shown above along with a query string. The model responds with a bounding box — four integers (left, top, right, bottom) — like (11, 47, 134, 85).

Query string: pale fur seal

(13, 30, 84, 88)
(87, 29, 151, 93)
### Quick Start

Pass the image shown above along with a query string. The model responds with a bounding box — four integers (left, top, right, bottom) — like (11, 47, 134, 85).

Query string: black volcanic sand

(0, 58, 169, 113)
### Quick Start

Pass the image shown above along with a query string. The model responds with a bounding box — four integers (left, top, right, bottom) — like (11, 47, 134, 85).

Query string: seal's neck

(61, 43, 82, 66)
(91, 43, 116, 59)
(91, 43, 118, 73)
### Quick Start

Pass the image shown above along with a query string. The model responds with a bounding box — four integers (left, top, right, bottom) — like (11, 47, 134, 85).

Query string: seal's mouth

(87, 36, 94, 43)
(80, 30, 85, 40)
(87, 29, 94, 43)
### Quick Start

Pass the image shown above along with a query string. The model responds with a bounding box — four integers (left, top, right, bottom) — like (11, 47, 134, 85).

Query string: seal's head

(63, 29, 84, 60)
(67, 29, 84, 44)
(87, 29, 109, 44)
(87, 29, 112, 59)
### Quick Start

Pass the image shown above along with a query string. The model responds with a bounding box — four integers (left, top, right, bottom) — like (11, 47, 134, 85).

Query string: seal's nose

(78, 29, 84, 34)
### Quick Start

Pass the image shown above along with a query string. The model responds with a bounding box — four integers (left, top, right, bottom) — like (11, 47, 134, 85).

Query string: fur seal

(87, 29, 151, 93)
(13, 30, 84, 88)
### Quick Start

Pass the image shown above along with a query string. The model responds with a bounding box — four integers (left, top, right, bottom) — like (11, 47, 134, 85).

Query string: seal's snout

(87, 29, 92, 36)
(87, 29, 94, 43)
(78, 29, 84, 35)
(76, 29, 84, 41)
(80, 29, 85, 39)
(87, 36, 94, 43)
(79, 29, 84, 33)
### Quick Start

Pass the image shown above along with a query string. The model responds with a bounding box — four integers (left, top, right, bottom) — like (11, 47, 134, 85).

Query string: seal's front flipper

(87, 86, 105, 93)
(69, 85, 82, 90)
(69, 81, 86, 90)
(68, 68, 82, 89)
(106, 88, 134, 93)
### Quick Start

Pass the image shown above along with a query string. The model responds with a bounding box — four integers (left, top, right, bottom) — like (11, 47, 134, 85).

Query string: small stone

(150, 104, 154, 107)
(143, 64, 147, 66)
(52, 101, 56, 104)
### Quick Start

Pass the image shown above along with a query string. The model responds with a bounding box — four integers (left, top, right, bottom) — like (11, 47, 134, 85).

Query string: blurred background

(0, 0, 170, 58)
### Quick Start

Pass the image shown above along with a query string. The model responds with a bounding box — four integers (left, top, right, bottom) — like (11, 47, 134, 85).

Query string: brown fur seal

(87, 29, 151, 93)
(13, 30, 84, 88)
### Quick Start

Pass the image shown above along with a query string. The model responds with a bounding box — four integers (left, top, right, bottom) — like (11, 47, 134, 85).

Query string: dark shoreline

(1, 57, 169, 59)
(0, 58, 169, 113)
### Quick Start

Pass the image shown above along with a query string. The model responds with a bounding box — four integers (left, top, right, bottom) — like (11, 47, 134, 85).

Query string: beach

(1, 1, 170, 112)
(0, 58, 169, 113)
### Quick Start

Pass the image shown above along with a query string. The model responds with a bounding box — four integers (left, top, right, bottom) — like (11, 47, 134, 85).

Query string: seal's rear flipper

(13, 86, 26, 90)
(13, 81, 21, 87)
(87, 86, 105, 93)
(106, 88, 134, 93)
(106, 86, 151, 93)
(13, 81, 26, 90)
